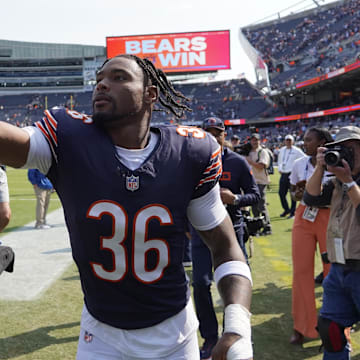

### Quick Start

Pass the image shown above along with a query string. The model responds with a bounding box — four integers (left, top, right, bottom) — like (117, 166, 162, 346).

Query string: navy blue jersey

(220, 147, 260, 225)
(35, 108, 221, 329)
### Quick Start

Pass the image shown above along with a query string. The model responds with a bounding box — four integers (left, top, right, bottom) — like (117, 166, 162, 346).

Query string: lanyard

(282, 148, 292, 167)
(303, 158, 312, 180)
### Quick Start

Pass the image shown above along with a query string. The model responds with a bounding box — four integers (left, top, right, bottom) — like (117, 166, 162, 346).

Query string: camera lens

(324, 151, 341, 166)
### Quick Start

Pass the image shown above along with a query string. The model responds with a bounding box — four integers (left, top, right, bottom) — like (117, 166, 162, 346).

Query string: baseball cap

(326, 126, 360, 146)
(251, 133, 260, 140)
(202, 117, 225, 131)
(231, 134, 240, 140)
(285, 134, 294, 141)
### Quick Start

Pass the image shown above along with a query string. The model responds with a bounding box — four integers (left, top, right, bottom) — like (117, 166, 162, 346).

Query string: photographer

(191, 117, 260, 359)
(289, 127, 333, 346)
(304, 126, 360, 359)
(246, 133, 272, 235)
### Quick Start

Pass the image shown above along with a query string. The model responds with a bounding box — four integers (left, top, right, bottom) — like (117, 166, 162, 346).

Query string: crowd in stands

(244, 0, 360, 90)
(1, 82, 360, 159)
(0, 93, 77, 127)
(153, 79, 272, 123)
(1, 0, 360, 149)
(0, 78, 273, 126)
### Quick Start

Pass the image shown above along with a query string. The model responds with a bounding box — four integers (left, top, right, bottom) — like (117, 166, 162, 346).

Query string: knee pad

(317, 316, 347, 352)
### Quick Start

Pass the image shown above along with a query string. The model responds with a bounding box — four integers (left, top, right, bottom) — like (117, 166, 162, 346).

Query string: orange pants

(292, 204, 331, 339)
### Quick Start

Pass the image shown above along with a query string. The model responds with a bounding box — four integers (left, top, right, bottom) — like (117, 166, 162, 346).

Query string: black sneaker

(259, 228, 272, 236)
(315, 272, 324, 284)
(280, 211, 290, 217)
(200, 338, 218, 360)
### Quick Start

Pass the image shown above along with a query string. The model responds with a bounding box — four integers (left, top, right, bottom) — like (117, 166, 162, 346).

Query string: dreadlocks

(99, 55, 192, 119)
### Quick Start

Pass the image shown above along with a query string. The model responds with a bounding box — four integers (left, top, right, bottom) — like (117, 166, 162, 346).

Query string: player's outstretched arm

(0, 121, 30, 168)
(198, 215, 253, 360)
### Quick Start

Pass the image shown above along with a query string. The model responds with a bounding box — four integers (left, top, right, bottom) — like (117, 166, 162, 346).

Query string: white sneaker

(35, 224, 51, 229)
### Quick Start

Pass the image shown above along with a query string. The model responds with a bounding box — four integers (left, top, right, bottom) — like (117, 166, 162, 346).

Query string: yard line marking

(255, 236, 293, 286)
(270, 259, 291, 272)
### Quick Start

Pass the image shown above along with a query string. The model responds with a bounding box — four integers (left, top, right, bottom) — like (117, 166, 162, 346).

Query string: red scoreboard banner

(106, 30, 230, 73)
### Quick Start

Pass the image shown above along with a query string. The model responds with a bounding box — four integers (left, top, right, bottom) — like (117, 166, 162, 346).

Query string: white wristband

(214, 261, 253, 287)
(224, 304, 253, 360)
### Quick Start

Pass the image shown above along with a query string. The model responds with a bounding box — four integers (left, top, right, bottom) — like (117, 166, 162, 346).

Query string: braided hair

(100, 54, 192, 119)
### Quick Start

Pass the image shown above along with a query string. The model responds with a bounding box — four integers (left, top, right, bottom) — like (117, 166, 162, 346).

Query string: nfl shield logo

(84, 330, 93, 343)
(126, 175, 139, 192)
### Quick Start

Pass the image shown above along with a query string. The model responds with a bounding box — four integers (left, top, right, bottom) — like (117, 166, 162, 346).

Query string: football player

(0, 55, 253, 360)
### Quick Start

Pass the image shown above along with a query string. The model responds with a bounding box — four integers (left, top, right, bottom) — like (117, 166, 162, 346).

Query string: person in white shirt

(277, 134, 305, 219)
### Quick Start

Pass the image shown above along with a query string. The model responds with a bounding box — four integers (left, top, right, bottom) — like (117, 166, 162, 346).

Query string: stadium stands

(0, 78, 274, 126)
(1, 0, 360, 154)
(243, 0, 360, 90)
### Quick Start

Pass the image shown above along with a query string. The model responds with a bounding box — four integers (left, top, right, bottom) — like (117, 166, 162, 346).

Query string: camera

(234, 142, 252, 156)
(324, 145, 353, 169)
(242, 210, 265, 237)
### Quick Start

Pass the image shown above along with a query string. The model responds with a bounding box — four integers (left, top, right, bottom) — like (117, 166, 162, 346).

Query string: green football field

(1, 167, 360, 360)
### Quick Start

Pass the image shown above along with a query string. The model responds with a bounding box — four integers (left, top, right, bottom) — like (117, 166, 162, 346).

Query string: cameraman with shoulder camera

(246, 133, 272, 235)
(304, 126, 360, 360)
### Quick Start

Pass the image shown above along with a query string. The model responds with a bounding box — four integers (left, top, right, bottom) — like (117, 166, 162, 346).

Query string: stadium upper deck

(0, 40, 104, 93)
(1, 1, 360, 128)
(243, 0, 360, 91)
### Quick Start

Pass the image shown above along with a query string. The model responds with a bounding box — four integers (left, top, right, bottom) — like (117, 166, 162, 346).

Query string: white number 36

(87, 201, 173, 284)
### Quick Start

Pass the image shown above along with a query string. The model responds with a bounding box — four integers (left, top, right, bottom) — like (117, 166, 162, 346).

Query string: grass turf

(1, 168, 360, 359)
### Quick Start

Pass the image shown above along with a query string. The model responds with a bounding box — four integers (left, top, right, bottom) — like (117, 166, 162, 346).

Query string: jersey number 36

(87, 201, 172, 284)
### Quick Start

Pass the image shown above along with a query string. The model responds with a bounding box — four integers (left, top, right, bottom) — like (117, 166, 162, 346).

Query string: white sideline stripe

(0, 208, 73, 301)
(9, 198, 61, 201)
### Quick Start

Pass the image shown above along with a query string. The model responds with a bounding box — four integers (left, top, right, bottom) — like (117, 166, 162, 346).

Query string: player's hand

(220, 188, 236, 205)
(211, 333, 253, 360)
